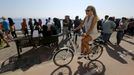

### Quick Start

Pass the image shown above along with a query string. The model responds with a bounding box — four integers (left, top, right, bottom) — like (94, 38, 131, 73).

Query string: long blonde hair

(86, 5, 98, 18)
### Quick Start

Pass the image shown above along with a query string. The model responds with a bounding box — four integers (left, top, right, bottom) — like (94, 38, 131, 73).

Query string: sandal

(4, 45, 10, 48)
(85, 50, 91, 55)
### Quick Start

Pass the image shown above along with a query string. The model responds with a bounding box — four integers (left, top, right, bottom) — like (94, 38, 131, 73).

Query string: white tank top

(83, 15, 97, 35)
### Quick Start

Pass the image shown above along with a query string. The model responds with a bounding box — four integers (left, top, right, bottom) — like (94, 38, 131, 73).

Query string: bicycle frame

(60, 31, 77, 53)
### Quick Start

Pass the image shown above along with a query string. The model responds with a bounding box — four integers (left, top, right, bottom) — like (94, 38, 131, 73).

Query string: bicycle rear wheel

(53, 49, 74, 66)
(88, 46, 103, 60)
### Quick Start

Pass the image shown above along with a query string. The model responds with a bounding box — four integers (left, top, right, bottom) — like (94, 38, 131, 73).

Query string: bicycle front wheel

(53, 49, 74, 66)
(88, 46, 103, 60)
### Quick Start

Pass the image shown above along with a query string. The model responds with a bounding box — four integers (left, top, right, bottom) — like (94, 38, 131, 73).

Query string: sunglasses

(85, 9, 91, 12)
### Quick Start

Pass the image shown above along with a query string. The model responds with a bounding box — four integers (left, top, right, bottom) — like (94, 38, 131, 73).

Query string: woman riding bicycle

(74, 5, 98, 57)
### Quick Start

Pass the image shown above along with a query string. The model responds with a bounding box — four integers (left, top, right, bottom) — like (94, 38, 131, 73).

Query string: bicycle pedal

(84, 56, 88, 59)
(78, 57, 83, 60)
(88, 44, 92, 46)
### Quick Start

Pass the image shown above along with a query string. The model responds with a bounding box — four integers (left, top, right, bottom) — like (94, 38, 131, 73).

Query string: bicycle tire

(53, 49, 74, 66)
(86, 60, 106, 75)
(88, 46, 103, 60)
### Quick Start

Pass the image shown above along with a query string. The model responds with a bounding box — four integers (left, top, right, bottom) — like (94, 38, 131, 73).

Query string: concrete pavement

(0, 32, 134, 75)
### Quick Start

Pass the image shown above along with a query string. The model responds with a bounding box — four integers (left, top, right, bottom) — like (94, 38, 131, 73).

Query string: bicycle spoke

(88, 46, 103, 60)
(53, 49, 74, 66)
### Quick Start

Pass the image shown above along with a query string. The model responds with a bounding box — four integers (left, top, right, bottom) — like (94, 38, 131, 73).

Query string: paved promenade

(0, 32, 134, 75)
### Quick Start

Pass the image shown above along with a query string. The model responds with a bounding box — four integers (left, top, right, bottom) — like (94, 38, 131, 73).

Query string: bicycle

(53, 31, 104, 66)
(53, 31, 76, 66)
(87, 35, 104, 60)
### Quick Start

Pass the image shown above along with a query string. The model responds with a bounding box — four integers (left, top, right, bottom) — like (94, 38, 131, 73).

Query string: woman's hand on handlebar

(82, 33, 87, 37)
(72, 29, 76, 32)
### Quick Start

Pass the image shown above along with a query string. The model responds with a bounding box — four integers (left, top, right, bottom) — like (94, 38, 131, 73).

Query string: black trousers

(11, 31, 17, 38)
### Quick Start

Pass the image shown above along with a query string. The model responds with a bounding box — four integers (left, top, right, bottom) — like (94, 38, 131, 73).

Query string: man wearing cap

(0, 22, 10, 47)
(2, 16, 11, 40)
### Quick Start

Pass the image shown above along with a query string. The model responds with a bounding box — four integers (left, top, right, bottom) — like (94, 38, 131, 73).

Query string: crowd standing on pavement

(97, 15, 134, 46)
(0, 11, 134, 50)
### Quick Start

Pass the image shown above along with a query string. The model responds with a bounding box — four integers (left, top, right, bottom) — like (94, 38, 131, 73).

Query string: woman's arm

(74, 16, 87, 31)
(86, 16, 97, 34)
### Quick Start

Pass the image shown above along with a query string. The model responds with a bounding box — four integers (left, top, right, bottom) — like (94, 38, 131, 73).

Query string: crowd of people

(21, 17, 61, 37)
(0, 5, 134, 53)
(0, 17, 15, 47)
(0, 17, 62, 48)
(97, 15, 134, 46)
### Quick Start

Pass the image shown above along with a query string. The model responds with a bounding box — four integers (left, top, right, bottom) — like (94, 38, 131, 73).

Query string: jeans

(102, 33, 112, 43)
(117, 31, 124, 45)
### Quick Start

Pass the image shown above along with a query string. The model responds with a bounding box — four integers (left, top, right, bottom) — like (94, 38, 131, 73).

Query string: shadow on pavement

(118, 45, 134, 61)
(51, 60, 105, 75)
(105, 42, 134, 63)
(124, 34, 134, 39)
(74, 60, 106, 75)
(0, 46, 55, 73)
(0, 36, 72, 74)
(122, 39, 134, 45)
(105, 44, 127, 64)
(50, 66, 72, 75)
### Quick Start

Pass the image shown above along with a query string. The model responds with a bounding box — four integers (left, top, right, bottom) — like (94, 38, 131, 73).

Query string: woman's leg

(84, 35, 92, 54)
(75, 33, 78, 44)
(81, 35, 92, 54)
(5, 31, 12, 41)
(30, 29, 32, 36)
(3, 38, 10, 46)
(24, 30, 26, 36)
(117, 31, 121, 45)
(11, 31, 17, 38)
(81, 37, 86, 54)
(25, 29, 29, 36)
(11, 32, 14, 38)
(14, 31, 17, 38)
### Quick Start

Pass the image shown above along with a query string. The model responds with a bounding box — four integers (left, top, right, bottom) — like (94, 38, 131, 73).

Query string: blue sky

(0, 0, 134, 19)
